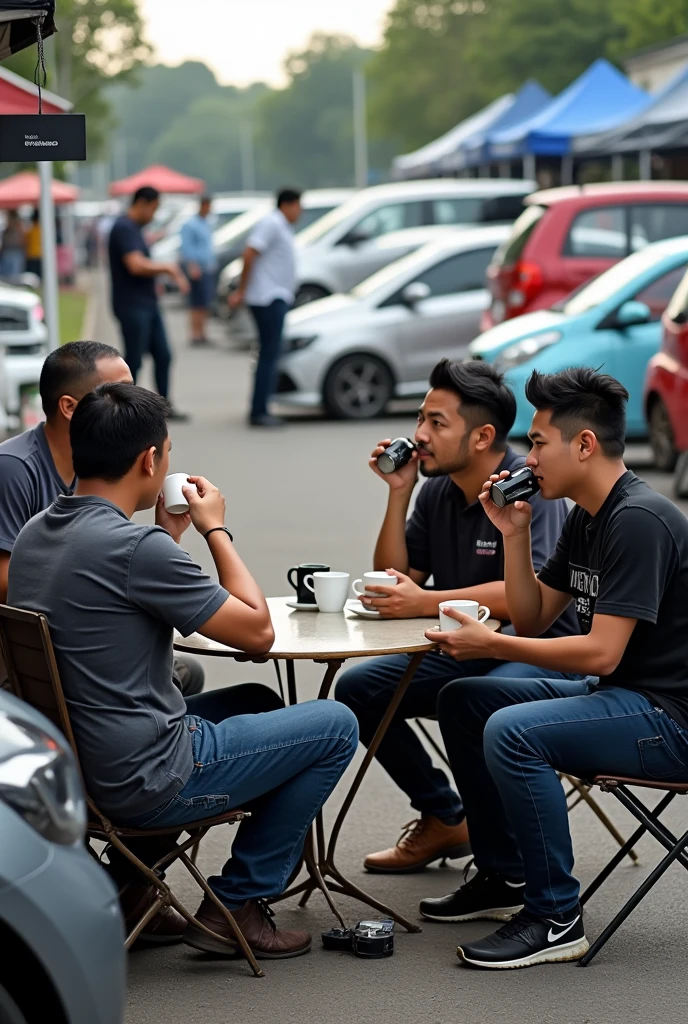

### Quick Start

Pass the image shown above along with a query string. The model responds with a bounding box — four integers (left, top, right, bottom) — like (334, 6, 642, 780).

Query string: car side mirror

(402, 281, 431, 306)
(615, 300, 651, 328)
(339, 229, 371, 247)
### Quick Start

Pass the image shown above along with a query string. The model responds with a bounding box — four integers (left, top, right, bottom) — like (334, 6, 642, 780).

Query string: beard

(419, 430, 471, 477)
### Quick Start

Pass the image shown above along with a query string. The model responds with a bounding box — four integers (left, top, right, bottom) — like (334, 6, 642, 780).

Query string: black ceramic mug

(288, 563, 330, 604)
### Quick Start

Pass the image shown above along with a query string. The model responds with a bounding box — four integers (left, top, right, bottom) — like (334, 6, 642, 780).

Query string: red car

(482, 182, 688, 331)
(644, 267, 688, 491)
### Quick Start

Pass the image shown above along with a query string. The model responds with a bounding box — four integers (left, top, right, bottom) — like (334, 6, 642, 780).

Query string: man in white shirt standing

(230, 189, 302, 427)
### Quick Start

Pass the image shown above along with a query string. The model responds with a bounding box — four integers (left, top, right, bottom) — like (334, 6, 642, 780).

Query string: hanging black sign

(0, 113, 86, 161)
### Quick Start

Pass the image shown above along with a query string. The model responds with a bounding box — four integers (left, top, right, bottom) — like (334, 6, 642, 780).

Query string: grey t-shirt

(0, 424, 73, 553)
(8, 495, 229, 818)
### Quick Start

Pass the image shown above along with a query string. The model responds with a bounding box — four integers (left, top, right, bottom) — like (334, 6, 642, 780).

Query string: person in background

(108, 185, 190, 421)
(0, 341, 204, 700)
(25, 209, 41, 278)
(180, 195, 216, 347)
(0, 209, 26, 279)
(229, 188, 302, 428)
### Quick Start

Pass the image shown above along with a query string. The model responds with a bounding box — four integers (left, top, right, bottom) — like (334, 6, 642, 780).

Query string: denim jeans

(248, 299, 288, 419)
(115, 305, 172, 398)
(122, 699, 358, 908)
(438, 675, 688, 917)
(334, 650, 582, 821)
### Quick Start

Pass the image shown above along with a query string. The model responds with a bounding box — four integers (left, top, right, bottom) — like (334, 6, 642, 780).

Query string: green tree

(609, 0, 688, 59)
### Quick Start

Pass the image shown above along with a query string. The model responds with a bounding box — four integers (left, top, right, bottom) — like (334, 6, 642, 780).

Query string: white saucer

(285, 598, 320, 611)
(345, 598, 380, 620)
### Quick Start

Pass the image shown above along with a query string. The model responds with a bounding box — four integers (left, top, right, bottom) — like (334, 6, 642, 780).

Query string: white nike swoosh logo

(547, 914, 580, 943)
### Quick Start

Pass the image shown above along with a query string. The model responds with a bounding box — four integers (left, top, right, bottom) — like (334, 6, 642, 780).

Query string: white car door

(327, 201, 426, 292)
(392, 247, 496, 388)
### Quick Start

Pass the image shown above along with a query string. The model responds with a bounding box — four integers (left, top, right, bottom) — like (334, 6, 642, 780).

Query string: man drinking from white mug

(423, 368, 688, 969)
(334, 359, 580, 873)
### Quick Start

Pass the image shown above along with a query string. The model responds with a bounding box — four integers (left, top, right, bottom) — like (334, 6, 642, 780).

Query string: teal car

(469, 236, 688, 437)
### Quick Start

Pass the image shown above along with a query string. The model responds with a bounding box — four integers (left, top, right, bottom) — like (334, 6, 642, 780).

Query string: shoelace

(256, 898, 277, 932)
(493, 909, 539, 940)
(396, 818, 426, 848)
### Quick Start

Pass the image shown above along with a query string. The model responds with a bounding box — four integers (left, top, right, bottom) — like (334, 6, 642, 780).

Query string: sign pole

(38, 160, 60, 350)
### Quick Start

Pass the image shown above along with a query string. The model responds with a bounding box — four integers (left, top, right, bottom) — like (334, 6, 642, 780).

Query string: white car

(276, 225, 510, 419)
(0, 284, 48, 430)
(150, 194, 270, 263)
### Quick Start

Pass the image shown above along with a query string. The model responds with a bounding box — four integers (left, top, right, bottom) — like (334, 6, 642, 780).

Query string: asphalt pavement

(92, 284, 688, 1024)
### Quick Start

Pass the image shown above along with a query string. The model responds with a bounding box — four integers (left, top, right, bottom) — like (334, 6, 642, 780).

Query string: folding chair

(414, 717, 638, 864)
(0, 604, 264, 978)
(578, 774, 688, 966)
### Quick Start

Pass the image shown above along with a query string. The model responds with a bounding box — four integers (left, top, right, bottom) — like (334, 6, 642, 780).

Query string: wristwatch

(204, 526, 233, 542)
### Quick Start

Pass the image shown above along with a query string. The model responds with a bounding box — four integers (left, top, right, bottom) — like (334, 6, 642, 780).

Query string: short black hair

(39, 340, 122, 417)
(200, 195, 212, 206)
(277, 188, 301, 207)
(525, 367, 628, 458)
(428, 358, 516, 450)
(131, 185, 160, 205)
(70, 383, 171, 481)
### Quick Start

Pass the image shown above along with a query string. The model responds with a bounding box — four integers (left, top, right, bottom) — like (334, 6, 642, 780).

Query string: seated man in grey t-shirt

(8, 383, 357, 961)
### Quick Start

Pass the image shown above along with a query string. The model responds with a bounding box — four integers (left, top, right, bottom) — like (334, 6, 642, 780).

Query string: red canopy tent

(0, 170, 78, 208)
(0, 63, 70, 115)
(109, 164, 205, 197)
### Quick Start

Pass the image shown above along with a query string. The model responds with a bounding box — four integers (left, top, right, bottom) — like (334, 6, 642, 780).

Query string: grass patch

(58, 289, 87, 343)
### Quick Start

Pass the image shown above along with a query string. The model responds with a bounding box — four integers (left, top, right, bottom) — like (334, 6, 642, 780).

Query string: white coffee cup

(439, 600, 490, 632)
(163, 473, 196, 514)
(304, 571, 350, 613)
(352, 571, 399, 598)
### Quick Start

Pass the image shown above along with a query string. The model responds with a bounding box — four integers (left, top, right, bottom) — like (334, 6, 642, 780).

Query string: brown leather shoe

(183, 896, 312, 959)
(364, 815, 471, 873)
(120, 883, 186, 945)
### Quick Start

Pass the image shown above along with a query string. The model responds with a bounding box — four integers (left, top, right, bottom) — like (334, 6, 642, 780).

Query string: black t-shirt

(405, 447, 578, 639)
(108, 215, 157, 314)
(539, 471, 688, 727)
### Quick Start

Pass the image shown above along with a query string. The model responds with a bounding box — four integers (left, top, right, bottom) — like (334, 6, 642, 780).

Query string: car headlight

(286, 335, 318, 352)
(494, 331, 562, 371)
(0, 713, 86, 845)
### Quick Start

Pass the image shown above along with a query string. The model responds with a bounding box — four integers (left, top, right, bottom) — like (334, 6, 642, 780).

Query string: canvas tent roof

(109, 164, 205, 197)
(574, 63, 688, 154)
(454, 80, 551, 169)
(0, 2, 55, 62)
(487, 59, 649, 159)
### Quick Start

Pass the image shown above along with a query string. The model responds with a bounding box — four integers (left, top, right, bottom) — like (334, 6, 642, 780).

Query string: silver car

(0, 689, 125, 1024)
(277, 225, 510, 419)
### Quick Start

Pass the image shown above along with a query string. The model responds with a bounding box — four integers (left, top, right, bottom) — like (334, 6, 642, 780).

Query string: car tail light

(31, 304, 44, 322)
(506, 261, 543, 316)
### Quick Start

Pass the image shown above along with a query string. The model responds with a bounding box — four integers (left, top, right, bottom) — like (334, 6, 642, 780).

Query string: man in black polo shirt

(335, 359, 578, 872)
(423, 367, 688, 969)
(108, 185, 189, 420)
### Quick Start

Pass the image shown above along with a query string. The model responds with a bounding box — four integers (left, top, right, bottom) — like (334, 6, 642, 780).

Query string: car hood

(469, 309, 567, 357)
(284, 294, 363, 334)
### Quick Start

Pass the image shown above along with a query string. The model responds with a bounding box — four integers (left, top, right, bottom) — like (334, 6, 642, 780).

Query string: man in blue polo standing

(180, 195, 216, 348)
(230, 188, 302, 427)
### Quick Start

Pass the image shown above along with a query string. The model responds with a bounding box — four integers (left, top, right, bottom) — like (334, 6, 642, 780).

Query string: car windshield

(560, 245, 683, 316)
(351, 246, 437, 299)
(295, 192, 373, 246)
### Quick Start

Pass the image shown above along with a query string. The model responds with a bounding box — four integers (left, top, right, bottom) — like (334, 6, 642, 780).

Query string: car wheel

(323, 354, 394, 420)
(648, 398, 678, 472)
(674, 451, 688, 500)
(295, 284, 330, 307)
(0, 984, 30, 1024)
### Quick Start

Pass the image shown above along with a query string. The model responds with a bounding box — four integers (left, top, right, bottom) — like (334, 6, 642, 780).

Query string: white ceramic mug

(439, 599, 490, 632)
(352, 571, 399, 598)
(304, 571, 350, 613)
(163, 473, 196, 514)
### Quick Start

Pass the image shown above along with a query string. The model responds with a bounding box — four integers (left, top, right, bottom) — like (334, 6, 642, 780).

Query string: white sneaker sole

(421, 904, 524, 923)
(457, 936, 589, 969)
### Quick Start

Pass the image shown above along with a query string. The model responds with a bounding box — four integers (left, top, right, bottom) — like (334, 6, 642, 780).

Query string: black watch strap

(204, 526, 233, 542)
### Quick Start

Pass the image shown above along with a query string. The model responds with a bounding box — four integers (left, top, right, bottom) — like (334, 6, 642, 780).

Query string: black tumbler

(490, 467, 539, 507)
(377, 438, 416, 474)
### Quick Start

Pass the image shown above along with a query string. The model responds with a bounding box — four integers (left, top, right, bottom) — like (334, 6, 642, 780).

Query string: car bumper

(0, 828, 126, 1024)
(2, 351, 45, 414)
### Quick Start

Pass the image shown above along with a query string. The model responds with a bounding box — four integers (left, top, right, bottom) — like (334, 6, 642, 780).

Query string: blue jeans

(123, 700, 358, 908)
(115, 305, 171, 398)
(334, 650, 582, 821)
(438, 675, 688, 916)
(248, 299, 288, 419)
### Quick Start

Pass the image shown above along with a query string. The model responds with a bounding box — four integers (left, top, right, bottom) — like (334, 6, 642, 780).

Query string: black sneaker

(419, 870, 525, 923)
(457, 906, 588, 969)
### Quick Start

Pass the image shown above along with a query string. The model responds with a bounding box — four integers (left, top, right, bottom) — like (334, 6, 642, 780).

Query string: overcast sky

(139, 0, 393, 86)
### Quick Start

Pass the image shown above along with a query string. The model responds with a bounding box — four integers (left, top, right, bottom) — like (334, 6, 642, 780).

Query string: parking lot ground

(91, 287, 688, 1024)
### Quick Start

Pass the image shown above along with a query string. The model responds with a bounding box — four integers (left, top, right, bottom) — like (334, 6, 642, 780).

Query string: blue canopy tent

(392, 92, 515, 179)
(574, 64, 688, 178)
(447, 80, 551, 173)
(485, 59, 649, 182)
